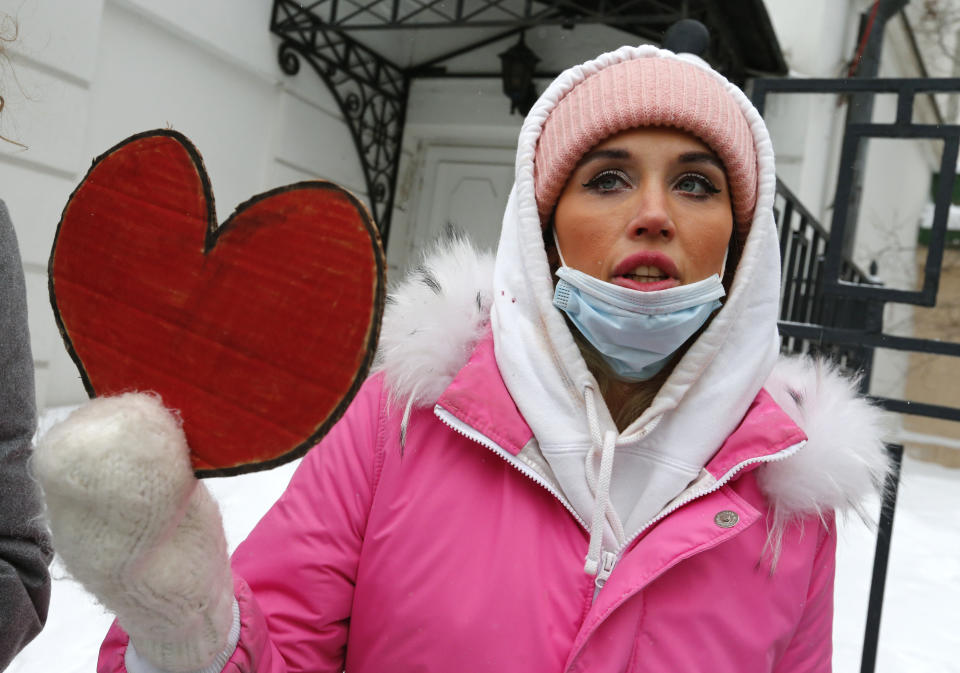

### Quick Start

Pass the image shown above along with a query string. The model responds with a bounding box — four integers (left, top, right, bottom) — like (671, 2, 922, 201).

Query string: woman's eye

(583, 170, 629, 192)
(675, 174, 720, 196)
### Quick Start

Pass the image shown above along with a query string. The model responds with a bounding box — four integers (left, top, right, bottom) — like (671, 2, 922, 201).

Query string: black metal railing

(774, 179, 907, 673)
(754, 76, 960, 421)
(756, 74, 960, 673)
(774, 179, 878, 373)
(861, 443, 904, 673)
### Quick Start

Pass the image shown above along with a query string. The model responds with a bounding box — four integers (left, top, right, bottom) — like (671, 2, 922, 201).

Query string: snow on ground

(9, 413, 960, 672)
(833, 457, 960, 673)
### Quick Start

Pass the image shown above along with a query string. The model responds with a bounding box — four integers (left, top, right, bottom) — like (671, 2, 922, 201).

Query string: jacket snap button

(714, 510, 739, 528)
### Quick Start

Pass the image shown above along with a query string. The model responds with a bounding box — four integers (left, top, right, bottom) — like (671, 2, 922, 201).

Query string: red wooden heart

(49, 130, 385, 477)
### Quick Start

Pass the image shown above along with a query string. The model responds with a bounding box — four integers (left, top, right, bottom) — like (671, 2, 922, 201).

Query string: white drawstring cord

(584, 386, 626, 543)
(582, 386, 625, 576)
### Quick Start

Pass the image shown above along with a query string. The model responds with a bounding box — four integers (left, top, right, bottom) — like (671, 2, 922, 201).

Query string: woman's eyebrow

(576, 147, 631, 167)
(678, 151, 724, 171)
(575, 148, 724, 171)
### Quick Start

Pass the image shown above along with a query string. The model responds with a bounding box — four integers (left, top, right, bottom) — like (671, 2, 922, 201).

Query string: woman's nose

(627, 186, 676, 240)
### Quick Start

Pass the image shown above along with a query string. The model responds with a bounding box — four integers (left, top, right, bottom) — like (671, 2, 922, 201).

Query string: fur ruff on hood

(373, 233, 496, 444)
(373, 237, 891, 522)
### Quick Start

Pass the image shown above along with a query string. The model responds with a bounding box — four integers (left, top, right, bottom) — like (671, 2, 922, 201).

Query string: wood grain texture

(49, 130, 385, 477)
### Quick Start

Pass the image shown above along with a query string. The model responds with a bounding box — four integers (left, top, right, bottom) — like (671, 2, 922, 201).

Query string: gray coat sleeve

(0, 201, 52, 669)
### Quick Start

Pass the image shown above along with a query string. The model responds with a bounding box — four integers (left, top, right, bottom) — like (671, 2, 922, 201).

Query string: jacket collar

(436, 333, 532, 457)
(436, 331, 807, 477)
(704, 389, 806, 480)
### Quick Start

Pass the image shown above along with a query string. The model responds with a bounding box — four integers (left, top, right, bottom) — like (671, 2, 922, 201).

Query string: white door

(397, 142, 515, 270)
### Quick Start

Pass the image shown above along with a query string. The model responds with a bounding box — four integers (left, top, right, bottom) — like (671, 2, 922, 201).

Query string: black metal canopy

(271, 0, 786, 242)
(280, 0, 785, 79)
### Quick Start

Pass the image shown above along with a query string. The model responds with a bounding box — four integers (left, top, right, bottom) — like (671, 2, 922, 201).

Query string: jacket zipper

(434, 405, 589, 530)
(435, 405, 806, 594)
(597, 438, 808, 586)
(593, 551, 618, 594)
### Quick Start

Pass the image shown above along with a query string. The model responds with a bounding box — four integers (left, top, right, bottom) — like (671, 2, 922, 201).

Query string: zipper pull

(594, 550, 618, 590)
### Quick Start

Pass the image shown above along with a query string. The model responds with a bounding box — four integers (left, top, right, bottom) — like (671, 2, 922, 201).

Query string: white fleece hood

(491, 45, 782, 550)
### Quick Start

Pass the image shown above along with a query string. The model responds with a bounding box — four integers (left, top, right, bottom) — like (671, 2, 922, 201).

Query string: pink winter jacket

(97, 46, 891, 672)
(100, 334, 838, 673)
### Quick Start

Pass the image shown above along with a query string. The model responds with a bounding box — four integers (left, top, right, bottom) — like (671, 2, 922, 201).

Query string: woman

(36, 45, 888, 672)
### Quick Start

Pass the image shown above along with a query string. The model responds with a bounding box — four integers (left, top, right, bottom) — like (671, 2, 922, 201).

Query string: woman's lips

(612, 276, 680, 291)
(611, 251, 680, 291)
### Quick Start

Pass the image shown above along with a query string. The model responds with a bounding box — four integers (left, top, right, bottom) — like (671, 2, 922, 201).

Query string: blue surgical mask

(552, 260, 725, 382)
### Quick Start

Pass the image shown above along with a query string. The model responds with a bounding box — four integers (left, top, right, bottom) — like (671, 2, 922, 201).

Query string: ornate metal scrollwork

(344, 93, 362, 117)
(270, 0, 783, 245)
(277, 43, 301, 76)
(272, 2, 409, 244)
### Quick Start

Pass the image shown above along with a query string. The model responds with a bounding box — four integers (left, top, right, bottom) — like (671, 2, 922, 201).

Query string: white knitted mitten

(34, 393, 235, 673)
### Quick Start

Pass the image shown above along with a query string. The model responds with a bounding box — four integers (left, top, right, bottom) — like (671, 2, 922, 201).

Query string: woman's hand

(34, 393, 235, 672)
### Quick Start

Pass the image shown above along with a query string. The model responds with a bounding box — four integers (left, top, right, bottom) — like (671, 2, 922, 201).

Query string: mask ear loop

(552, 226, 569, 269)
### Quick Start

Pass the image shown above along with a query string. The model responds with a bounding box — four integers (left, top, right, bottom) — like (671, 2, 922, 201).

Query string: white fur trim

(373, 233, 495, 411)
(758, 355, 892, 521)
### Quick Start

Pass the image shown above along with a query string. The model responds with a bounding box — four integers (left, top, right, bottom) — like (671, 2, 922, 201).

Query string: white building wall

(762, 0, 863, 222)
(1, 0, 364, 408)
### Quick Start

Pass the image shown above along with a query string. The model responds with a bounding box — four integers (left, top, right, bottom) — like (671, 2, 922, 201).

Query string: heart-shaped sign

(49, 130, 385, 477)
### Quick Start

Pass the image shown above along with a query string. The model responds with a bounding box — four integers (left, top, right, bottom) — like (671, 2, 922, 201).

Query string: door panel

(408, 144, 515, 265)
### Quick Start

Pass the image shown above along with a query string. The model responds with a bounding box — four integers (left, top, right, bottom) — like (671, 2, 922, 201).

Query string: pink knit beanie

(534, 54, 758, 231)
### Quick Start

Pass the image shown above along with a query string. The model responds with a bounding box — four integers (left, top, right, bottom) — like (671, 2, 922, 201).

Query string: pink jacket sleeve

(773, 516, 838, 673)
(97, 376, 388, 673)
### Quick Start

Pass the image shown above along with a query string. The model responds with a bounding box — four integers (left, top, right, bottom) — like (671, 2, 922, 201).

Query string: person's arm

(99, 376, 386, 673)
(773, 515, 837, 673)
(39, 374, 386, 673)
(0, 200, 53, 669)
(226, 374, 387, 671)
